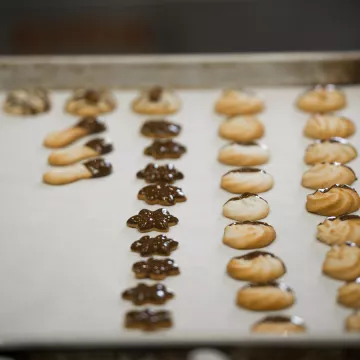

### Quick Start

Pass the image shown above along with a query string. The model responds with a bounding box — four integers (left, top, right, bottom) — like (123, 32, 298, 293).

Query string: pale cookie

(221, 168, 274, 194)
(251, 315, 306, 335)
(304, 113, 355, 140)
(306, 184, 360, 217)
(222, 193, 269, 221)
(215, 89, 264, 116)
(43, 116, 106, 149)
(337, 278, 360, 309)
(43, 158, 112, 185)
(227, 251, 286, 282)
(48, 138, 113, 166)
(301, 162, 356, 190)
(304, 138, 357, 165)
(3, 88, 50, 115)
(65, 89, 116, 116)
(322, 242, 360, 281)
(346, 312, 360, 332)
(296, 84, 346, 113)
(223, 221, 276, 250)
(237, 281, 295, 311)
(317, 215, 360, 246)
(219, 115, 264, 142)
(218, 142, 269, 166)
(132, 86, 180, 115)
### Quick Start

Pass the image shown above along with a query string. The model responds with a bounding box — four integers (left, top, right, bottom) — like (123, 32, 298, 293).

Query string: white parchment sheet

(0, 88, 359, 347)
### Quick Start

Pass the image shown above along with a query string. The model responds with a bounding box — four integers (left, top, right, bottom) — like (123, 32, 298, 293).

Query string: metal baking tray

(0, 53, 360, 350)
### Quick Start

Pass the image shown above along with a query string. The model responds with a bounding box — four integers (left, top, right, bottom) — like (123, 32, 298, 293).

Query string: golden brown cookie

(346, 312, 360, 332)
(301, 162, 356, 190)
(337, 278, 360, 309)
(304, 138, 357, 165)
(237, 282, 295, 311)
(251, 315, 306, 334)
(296, 84, 346, 113)
(65, 89, 116, 116)
(219, 115, 264, 142)
(304, 113, 355, 140)
(306, 184, 360, 217)
(215, 89, 264, 116)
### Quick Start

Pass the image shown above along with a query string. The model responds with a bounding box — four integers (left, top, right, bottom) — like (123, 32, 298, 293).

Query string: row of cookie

(40, 116, 113, 185)
(297, 85, 360, 333)
(122, 98, 186, 332)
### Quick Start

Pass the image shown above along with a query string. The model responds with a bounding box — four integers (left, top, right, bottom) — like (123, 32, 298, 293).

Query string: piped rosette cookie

(306, 184, 360, 217)
(337, 278, 360, 309)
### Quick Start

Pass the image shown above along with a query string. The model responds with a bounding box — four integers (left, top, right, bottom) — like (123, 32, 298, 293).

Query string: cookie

(132, 257, 180, 280)
(306, 184, 360, 217)
(304, 114, 355, 140)
(215, 89, 264, 116)
(218, 142, 269, 167)
(296, 84, 346, 113)
(346, 312, 360, 332)
(43, 158, 112, 185)
(337, 278, 360, 309)
(48, 138, 113, 166)
(3, 88, 50, 115)
(144, 139, 186, 159)
(65, 89, 116, 116)
(219, 116, 264, 142)
(132, 86, 180, 115)
(137, 183, 186, 206)
(221, 168, 274, 194)
(237, 282, 295, 311)
(222, 193, 269, 221)
(304, 138, 357, 165)
(301, 163, 356, 190)
(251, 315, 306, 334)
(227, 251, 286, 282)
(323, 242, 360, 281)
(122, 283, 174, 305)
(137, 163, 184, 184)
(126, 208, 178, 232)
(223, 221, 276, 250)
(125, 309, 172, 331)
(44, 116, 106, 149)
(131, 235, 178, 257)
(317, 215, 360, 246)
(140, 119, 181, 138)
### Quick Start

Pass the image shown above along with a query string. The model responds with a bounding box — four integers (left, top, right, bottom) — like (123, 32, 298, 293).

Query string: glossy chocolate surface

(148, 86, 163, 102)
(227, 220, 271, 227)
(125, 308, 172, 330)
(235, 250, 276, 261)
(137, 163, 184, 183)
(138, 183, 186, 206)
(141, 120, 181, 138)
(83, 158, 112, 178)
(85, 138, 113, 155)
(315, 184, 357, 194)
(144, 140, 187, 159)
(76, 116, 106, 133)
(122, 283, 174, 305)
(132, 257, 180, 279)
(131, 235, 178, 256)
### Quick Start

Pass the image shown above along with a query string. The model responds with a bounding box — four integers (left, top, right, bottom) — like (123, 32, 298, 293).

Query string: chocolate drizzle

(137, 163, 184, 183)
(144, 140, 187, 159)
(138, 183, 187, 206)
(228, 220, 271, 227)
(141, 120, 181, 138)
(84, 89, 101, 103)
(132, 257, 180, 279)
(245, 281, 293, 292)
(131, 235, 178, 256)
(224, 168, 264, 176)
(257, 315, 304, 326)
(125, 309, 172, 331)
(235, 250, 276, 261)
(122, 283, 174, 305)
(224, 193, 267, 205)
(85, 138, 113, 155)
(148, 86, 163, 102)
(314, 184, 358, 194)
(326, 214, 360, 222)
(83, 158, 112, 178)
(76, 117, 106, 134)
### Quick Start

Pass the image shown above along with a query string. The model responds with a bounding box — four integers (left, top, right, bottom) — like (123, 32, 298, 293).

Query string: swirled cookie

(337, 278, 360, 309)
(223, 221, 276, 249)
(237, 282, 295, 311)
(296, 84, 346, 113)
(306, 184, 360, 216)
(222, 193, 269, 221)
(215, 89, 264, 116)
(65, 89, 116, 116)
(317, 215, 360, 246)
(227, 251, 286, 282)
(221, 168, 274, 194)
(346, 312, 360, 332)
(304, 138, 357, 165)
(219, 116, 264, 142)
(301, 163, 356, 190)
(132, 86, 180, 115)
(218, 142, 269, 166)
(251, 315, 306, 334)
(322, 242, 360, 281)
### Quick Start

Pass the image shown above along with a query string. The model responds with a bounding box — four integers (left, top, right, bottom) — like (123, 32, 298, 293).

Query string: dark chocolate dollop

(83, 158, 112, 178)
(85, 138, 113, 155)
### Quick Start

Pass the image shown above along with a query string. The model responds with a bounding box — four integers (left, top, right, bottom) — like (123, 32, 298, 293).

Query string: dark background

(0, 0, 359, 54)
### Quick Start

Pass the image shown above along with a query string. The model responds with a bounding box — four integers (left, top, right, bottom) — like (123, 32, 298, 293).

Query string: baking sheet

(0, 87, 360, 348)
